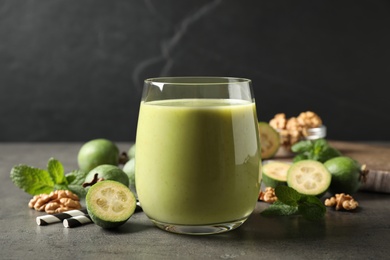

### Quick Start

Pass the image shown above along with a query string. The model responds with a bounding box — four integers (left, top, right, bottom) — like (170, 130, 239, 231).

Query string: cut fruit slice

(287, 160, 331, 197)
(258, 122, 280, 159)
(262, 161, 291, 187)
(86, 180, 136, 228)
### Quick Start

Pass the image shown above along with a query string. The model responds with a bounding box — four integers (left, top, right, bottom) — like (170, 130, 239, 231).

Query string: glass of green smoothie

(135, 77, 262, 235)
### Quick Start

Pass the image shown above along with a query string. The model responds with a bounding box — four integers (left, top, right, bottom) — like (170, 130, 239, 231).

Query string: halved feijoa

(262, 161, 291, 187)
(287, 160, 331, 197)
(86, 180, 136, 228)
(258, 122, 280, 159)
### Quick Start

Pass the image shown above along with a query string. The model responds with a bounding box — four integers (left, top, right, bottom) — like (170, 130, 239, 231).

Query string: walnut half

(324, 193, 359, 211)
(29, 190, 81, 214)
(259, 187, 278, 203)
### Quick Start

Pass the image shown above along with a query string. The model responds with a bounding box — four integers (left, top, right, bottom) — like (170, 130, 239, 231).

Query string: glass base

(150, 217, 248, 235)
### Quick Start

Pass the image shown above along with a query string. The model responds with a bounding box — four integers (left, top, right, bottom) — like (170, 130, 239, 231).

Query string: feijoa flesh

(287, 160, 331, 197)
(258, 122, 280, 159)
(86, 180, 136, 228)
(262, 161, 290, 187)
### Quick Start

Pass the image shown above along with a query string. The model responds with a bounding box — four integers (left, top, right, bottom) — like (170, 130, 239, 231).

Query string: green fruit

(262, 161, 290, 187)
(85, 164, 129, 187)
(86, 180, 137, 228)
(258, 122, 280, 159)
(77, 139, 119, 172)
(324, 156, 363, 195)
(128, 144, 136, 159)
(123, 158, 136, 194)
(287, 160, 331, 197)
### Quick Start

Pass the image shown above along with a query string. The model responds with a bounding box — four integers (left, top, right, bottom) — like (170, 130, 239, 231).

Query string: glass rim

(144, 76, 251, 85)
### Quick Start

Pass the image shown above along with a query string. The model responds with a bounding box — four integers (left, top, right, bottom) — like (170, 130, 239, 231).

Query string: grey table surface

(1, 142, 390, 260)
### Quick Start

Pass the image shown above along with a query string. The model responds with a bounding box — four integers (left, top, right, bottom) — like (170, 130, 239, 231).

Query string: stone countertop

(1, 142, 390, 259)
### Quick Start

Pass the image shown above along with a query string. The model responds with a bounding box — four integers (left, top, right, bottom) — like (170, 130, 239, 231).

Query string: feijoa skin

(85, 164, 129, 187)
(127, 144, 136, 160)
(324, 156, 362, 195)
(77, 139, 119, 172)
(123, 158, 136, 194)
(86, 180, 136, 229)
(262, 161, 290, 187)
(258, 122, 280, 159)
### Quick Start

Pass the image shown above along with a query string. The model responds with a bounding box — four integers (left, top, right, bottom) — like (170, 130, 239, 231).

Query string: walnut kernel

(259, 187, 278, 203)
(269, 111, 323, 148)
(29, 190, 81, 214)
(324, 193, 358, 211)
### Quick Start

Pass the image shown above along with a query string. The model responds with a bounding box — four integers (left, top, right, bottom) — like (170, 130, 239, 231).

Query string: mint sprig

(10, 165, 55, 195)
(261, 186, 326, 221)
(10, 158, 87, 198)
(291, 138, 342, 163)
(65, 169, 89, 198)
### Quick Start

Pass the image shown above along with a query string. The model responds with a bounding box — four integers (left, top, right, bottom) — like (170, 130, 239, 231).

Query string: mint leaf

(318, 147, 342, 163)
(291, 140, 312, 153)
(292, 154, 308, 162)
(275, 186, 301, 207)
(66, 169, 88, 186)
(298, 196, 326, 221)
(47, 158, 67, 185)
(10, 165, 55, 195)
(298, 200, 326, 220)
(66, 169, 88, 198)
(260, 186, 326, 221)
(261, 201, 299, 216)
(292, 139, 342, 163)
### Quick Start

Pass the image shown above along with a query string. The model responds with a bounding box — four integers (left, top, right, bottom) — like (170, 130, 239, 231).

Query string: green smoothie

(135, 98, 261, 225)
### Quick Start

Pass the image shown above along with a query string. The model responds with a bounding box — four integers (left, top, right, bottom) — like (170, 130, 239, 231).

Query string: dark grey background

(1, 0, 389, 142)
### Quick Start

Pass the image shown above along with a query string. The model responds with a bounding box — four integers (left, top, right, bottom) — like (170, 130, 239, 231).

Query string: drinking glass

(135, 77, 262, 235)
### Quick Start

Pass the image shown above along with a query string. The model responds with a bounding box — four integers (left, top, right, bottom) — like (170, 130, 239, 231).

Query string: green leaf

(54, 183, 69, 191)
(10, 165, 55, 195)
(66, 169, 88, 186)
(275, 186, 301, 207)
(292, 138, 342, 163)
(66, 174, 76, 184)
(318, 147, 342, 163)
(260, 186, 326, 221)
(291, 140, 312, 153)
(261, 201, 299, 217)
(312, 139, 326, 157)
(313, 138, 327, 149)
(298, 196, 326, 221)
(292, 154, 307, 162)
(47, 158, 67, 185)
(65, 170, 88, 198)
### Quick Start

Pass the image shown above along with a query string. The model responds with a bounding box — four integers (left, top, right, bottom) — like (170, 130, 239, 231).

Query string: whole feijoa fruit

(77, 139, 119, 172)
(86, 180, 137, 228)
(127, 144, 136, 160)
(324, 156, 363, 195)
(122, 158, 136, 194)
(85, 164, 129, 187)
